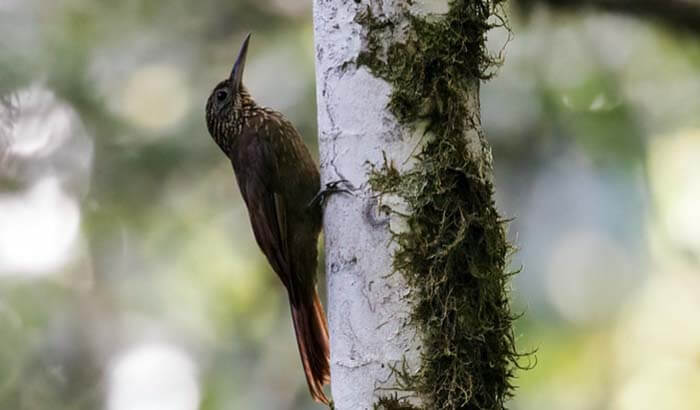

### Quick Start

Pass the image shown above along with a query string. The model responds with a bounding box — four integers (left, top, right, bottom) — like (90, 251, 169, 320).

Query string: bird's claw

(308, 179, 353, 208)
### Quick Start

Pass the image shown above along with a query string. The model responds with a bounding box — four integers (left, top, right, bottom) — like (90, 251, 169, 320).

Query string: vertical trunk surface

(312, 2, 423, 409)
(313, 1, 503, 409)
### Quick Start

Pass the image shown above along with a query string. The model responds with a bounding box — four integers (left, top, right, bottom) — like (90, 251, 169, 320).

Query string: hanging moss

(355, 1, 529, 409)
(373, 393, 420, 410)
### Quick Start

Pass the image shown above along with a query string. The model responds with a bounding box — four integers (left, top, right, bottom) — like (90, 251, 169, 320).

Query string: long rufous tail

(290, 290, 330, 404)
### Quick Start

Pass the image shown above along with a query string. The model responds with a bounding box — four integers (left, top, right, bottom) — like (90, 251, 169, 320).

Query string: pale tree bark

(312, 2, 424, 408)
(313, 1, 506, 409)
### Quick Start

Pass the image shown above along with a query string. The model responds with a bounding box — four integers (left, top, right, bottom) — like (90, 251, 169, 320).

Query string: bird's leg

(308, 179, 353, 208)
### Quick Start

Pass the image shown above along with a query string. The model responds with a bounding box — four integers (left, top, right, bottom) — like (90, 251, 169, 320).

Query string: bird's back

(237, 105, 320, 221)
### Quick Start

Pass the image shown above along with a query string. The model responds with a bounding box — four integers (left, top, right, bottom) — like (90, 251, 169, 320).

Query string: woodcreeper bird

(205, 34, 332, 404)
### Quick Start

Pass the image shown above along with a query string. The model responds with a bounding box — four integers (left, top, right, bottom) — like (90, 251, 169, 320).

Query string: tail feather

(290, 290, 330, 404)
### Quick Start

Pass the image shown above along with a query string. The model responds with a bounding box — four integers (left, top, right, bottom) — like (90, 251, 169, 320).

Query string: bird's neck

(239, 87, 259, 117)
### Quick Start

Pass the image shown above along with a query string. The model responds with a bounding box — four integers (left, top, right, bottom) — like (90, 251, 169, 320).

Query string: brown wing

(234, 135, 292, 290)
(243, 173, 330, 403)
(232, 116, 330, 404)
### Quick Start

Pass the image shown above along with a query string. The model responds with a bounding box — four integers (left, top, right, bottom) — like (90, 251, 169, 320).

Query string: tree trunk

(313, 1, 520, 409)
(312, 3, 424, 409)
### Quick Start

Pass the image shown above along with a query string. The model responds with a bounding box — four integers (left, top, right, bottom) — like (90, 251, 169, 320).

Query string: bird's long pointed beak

(230, 33, 251, 90)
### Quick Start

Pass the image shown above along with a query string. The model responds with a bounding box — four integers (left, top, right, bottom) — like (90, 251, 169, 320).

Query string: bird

(205, 33, 331, 405)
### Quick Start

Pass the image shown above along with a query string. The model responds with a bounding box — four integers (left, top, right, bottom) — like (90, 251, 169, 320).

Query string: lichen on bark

(355, 1, 527, 409)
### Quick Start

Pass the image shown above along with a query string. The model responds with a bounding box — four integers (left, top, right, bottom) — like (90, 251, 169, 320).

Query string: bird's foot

(308, 179, 353, 208)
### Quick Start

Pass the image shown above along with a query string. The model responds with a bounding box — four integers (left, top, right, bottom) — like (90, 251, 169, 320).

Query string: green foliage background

(1, 1, 700, 409)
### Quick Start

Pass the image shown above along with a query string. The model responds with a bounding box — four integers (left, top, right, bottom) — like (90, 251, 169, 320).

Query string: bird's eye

(216, 89, 228, 102)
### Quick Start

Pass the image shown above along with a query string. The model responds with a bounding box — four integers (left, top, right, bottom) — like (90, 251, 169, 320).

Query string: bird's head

(205, 33, 251, 154)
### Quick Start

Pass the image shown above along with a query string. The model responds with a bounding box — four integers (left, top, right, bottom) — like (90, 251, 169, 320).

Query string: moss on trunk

(356, 1, 528, 409)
